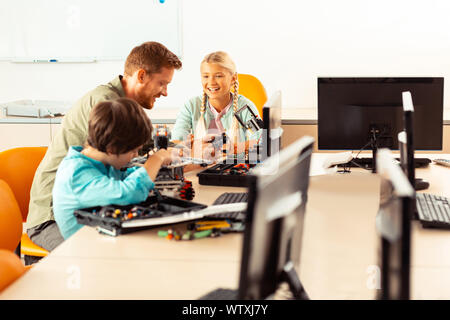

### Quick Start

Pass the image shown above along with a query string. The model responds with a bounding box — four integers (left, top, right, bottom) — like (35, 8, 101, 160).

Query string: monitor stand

(337, 126, 432, 172)
(199, 261, 310, 300)
(337, 127, 379, 173)
(282, 261, 309, 300)
(415, 178, 430, 191)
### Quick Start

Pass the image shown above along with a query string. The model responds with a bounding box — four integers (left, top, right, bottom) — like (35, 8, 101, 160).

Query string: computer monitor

(318, 77, 443, 169)
(398, 91, 429, 191)
(261, 90, 282, 160)
(237, 135, 314, 299)
(376, 148, 415, 300)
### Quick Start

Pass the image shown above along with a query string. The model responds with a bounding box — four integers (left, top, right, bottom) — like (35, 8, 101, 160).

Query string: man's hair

(87, 98, 153, 155)
(124, 41, 182, 76)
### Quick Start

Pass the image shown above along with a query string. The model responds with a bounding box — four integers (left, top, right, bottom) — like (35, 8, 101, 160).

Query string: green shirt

(26, 76, 126, 229)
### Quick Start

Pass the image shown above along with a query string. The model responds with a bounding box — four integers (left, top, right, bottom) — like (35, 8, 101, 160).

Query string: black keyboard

(338, 157, 431, 169)
(208, 192, 248, 221)
(198, 288, 238, 300)
(416, 193, 450, 229)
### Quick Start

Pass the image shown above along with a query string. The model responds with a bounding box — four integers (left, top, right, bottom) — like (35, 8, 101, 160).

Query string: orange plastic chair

(0, 147, 49, 259)
(0, 180, 23, 252)
(0, 249, 26, 292)
(237, 73, 268, 118)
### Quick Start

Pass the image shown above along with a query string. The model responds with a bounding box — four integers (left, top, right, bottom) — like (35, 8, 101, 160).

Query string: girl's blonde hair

(196, 51, 240, 146)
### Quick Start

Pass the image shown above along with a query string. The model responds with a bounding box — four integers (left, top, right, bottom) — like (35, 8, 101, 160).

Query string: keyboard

(198, 288, 238, 300)
(416, 193, 450, 229)
(433, 159, 450, 167)
(208, 192, 248, 221)
(338, 157, 431, 169)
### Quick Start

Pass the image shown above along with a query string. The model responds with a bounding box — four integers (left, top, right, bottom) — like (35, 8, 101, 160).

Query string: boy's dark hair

(87, 98, 152, 155)
(124, 41, 182, 76)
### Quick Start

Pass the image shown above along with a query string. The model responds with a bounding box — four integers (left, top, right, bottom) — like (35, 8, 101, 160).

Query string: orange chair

(0, 249, 26, 292)
(237, 73, 268, 118)
(0, 180, 23, 252)
(0, 147, 49, 259)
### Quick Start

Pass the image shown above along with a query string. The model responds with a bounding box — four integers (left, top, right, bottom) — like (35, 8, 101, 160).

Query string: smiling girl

(172, 51, 261, 155)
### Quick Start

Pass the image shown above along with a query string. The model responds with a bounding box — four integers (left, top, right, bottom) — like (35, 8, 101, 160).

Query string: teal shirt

(171, 94, 262, 142)
(27, 76, 128, 230)
(53, 146, 154, 239)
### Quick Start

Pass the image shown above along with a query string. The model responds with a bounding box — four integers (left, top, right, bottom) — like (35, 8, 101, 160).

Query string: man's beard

(136, 92, 154, 110)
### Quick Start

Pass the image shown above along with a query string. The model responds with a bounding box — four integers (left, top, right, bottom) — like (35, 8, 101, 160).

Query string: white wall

(1, 0, 450, 109)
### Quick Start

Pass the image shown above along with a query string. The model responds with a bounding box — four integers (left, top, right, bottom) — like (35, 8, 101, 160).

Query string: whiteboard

(0, 0, 182, 61)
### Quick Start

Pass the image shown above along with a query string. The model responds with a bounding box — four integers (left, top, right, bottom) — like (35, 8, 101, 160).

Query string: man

(25, 42, 182, 264)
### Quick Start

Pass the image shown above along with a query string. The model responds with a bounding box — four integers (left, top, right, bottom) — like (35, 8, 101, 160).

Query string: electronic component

(234, 104, 264, 134)
(74, 192, 207, 236)
(154, 124, 170, 150)
(125, 125, 196, 200)
(74, 193, 247, 237)
(210, 132, 228, 152)
(197, 163, 255, 187)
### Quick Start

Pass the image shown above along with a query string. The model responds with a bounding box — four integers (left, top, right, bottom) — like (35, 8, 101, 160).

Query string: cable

(351, 140, 372, 170)
(349, 126, 390, 171)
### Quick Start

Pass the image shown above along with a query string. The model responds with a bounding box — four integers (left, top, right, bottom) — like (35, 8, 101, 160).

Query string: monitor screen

(398, 91, 430, 191)
(237, 135, 314, 300)
(398, 131, 409, 178)
(318, 77, 443, 151)
(398, 91, 416, 186)
(261, 90, 282, 160)
(376, 149, 415, 300)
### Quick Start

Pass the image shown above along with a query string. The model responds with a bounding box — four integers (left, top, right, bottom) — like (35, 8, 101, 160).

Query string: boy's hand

(143, 148, 180, 182)
(154, 147, 180, 166)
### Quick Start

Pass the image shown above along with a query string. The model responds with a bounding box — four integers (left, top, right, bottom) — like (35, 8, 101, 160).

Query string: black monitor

(376, 149, 415, 300)
(237, 135, 314, 299)
(261, 90, 282, 160)
(318, 77, 443, 169)
(398, 91, 429, 191)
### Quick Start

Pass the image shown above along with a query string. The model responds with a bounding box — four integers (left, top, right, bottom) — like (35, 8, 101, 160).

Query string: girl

(172, 51, 261, 157)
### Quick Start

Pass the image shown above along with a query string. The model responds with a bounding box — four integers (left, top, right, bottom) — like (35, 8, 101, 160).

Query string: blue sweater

(53, 146, 154, 239)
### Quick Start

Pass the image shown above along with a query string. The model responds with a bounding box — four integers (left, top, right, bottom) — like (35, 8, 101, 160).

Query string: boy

(53, 98, 176, 239)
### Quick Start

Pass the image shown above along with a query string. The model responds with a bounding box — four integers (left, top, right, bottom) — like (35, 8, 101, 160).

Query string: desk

(1, 154, 450, 300)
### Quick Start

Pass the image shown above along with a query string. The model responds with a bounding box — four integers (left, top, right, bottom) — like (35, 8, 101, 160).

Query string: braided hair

(194, 91, 208, 137)
(229, 77, 240, 153)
